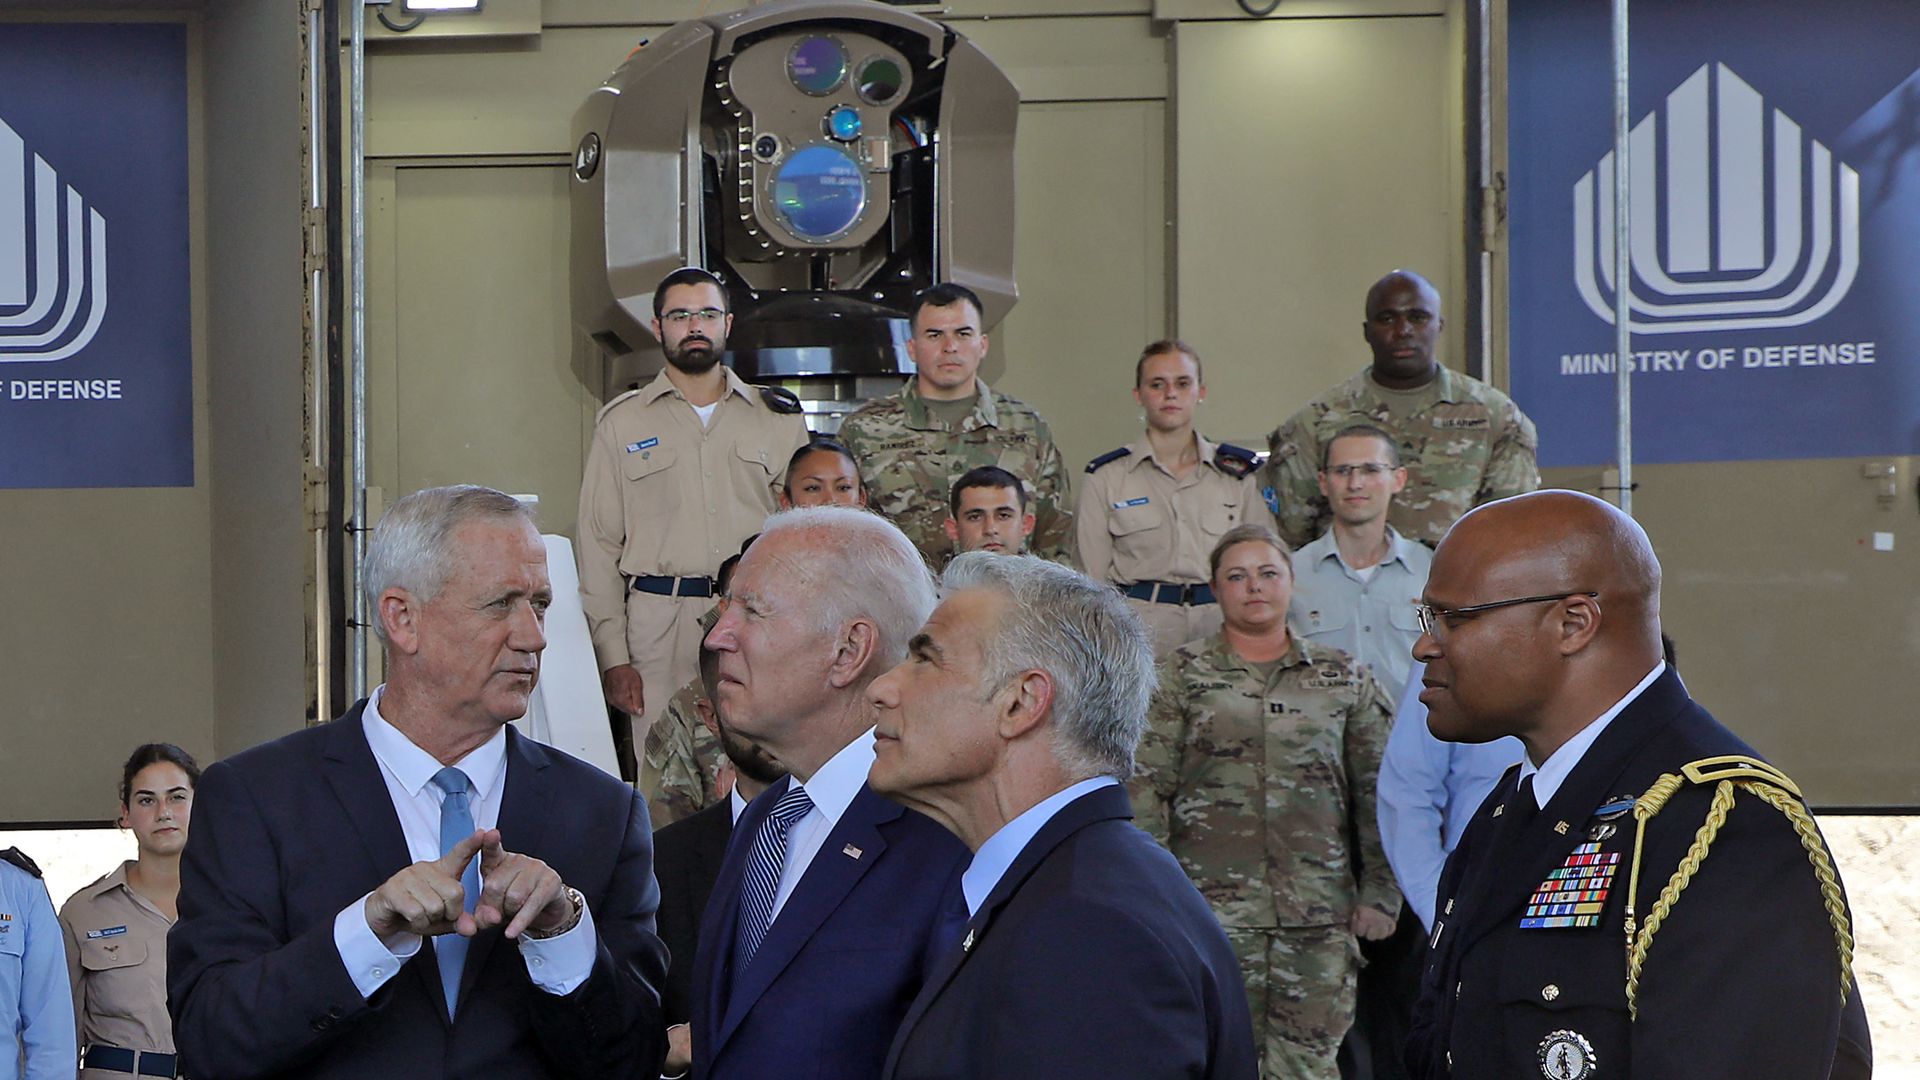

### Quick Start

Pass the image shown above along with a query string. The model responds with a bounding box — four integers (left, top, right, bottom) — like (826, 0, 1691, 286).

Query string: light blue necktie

(732, 784, 814, 970)
(431, 766, 480, 1018)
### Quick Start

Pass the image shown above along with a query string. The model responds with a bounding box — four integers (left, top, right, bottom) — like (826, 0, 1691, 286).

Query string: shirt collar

(638, 365, 753, 406)
(1521, 661, 1666, 806)
(904, 377, 997, 430)
(364, 684, 510, 800)
(793, 727, 878, 827)
(1206, 632, 1315, 678)
(1301, 525, 1418, 573)
(961, 776, 1118, 916)
(729, 787, 749, 824)
(81, 860, 135, 902)
(1132, 434, 1222, 473)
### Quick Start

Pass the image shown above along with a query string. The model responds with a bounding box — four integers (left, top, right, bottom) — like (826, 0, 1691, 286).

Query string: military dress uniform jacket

(1262, 366, 1539, 550)
(577, 367, 808, 672)
(1407, 666, 1873, 1080)
(1131, 635, 1400, 929)
(837, 377, 1073, 567)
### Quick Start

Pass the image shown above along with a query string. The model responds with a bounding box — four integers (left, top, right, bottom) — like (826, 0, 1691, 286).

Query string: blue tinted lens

(788, 37, 847, 96)
(773, 146, 866, 240)
(827, 106, 863, 142)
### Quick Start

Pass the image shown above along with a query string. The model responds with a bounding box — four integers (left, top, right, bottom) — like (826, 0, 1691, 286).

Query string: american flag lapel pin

(842, 843, 864, 860)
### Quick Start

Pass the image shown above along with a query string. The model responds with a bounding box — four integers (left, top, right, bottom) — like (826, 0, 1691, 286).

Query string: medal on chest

(1520, 840, 1621, 929)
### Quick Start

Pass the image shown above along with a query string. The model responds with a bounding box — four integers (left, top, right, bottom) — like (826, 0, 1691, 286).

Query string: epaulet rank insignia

(1215, 442, 1258, 478)
(1620, 754, 1853, 1019)
(0, 847, 43, 878)
(758, 386, 803, 415)
(1086, 446, 1132, 474)
(594, 386, 643, 423)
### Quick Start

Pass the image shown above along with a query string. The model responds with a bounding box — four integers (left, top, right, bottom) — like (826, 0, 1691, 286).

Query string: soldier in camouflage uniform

(1131, 523, 1399, 1080)
(837, 283, 1073, 568)
(1261, 270, 1538, 550)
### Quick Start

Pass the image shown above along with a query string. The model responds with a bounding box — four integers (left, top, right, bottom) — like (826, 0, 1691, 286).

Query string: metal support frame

(349, 0, 370, 699)
(1610, 0, 1633, 515)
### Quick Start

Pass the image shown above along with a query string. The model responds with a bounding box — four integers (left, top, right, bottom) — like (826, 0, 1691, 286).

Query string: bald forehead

(1431, 491, 1658, 601)
(1365, 272, 1440, 315)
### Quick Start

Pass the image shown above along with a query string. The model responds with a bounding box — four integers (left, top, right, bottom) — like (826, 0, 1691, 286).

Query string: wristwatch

(525, 885, 585, 940)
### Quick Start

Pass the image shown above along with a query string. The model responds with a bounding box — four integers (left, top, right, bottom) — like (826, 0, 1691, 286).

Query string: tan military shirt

(59, 862, 175, 1060)
(1130, 635, 1399, 928)
(1075, 435, 1272, 587)
(1261, 366, 1539, 550)
(577, 366, 809, 669)
(837, 377, 1073, 567)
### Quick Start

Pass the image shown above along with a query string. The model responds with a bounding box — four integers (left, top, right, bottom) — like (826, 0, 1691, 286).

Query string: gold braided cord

(1740, 780, 1856, 1003)
(1622, 772, 1857, 1019)
(1625, 779, 1736, 1018)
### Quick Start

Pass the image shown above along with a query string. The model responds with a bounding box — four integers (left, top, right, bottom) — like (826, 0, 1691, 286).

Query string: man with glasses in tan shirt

(578, 268, 810, 754)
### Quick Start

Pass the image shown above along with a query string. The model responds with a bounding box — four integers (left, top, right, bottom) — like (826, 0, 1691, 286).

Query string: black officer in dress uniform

(1404, 491, 1871, 1080)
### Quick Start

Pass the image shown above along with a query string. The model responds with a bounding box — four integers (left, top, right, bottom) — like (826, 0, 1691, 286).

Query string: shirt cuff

(333, 893, 422, 1000)
(518, 900, 597, 996)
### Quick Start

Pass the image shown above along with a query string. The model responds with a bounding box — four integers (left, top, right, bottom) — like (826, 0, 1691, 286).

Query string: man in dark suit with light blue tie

(169, 485, 669, 1079)
(691, 507, 969, 1080)
(867, 552, 1257, 1080)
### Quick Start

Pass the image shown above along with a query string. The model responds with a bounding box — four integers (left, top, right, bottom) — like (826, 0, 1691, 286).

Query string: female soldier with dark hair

(60, 743, 201, 1079)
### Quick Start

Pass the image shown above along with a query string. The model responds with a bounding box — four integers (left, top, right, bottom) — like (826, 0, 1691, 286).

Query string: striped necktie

(733, 784, 815, 969)
(431, 766, 480, 1017)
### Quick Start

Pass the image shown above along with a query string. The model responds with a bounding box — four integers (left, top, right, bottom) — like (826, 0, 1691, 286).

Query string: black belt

(631, 574, 714, 598)
(1123, 581, 1216, 606)
(83, 1045, 179, 1077)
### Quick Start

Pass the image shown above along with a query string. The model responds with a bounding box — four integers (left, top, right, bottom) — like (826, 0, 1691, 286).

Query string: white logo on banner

(0, 113, 107, 363)
(1572, 63, 1860, 335)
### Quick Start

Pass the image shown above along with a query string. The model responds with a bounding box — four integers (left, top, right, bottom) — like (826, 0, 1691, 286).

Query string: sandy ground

(5, 817, 1915, 1074)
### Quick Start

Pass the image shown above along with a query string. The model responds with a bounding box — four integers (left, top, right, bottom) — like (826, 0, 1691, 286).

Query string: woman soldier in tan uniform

(1077, 340, 1273, 658)
(60, 744, 199, 1080)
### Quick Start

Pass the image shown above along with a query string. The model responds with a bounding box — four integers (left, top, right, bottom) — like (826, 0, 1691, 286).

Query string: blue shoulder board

(1215, 442, 1258, 477)
(1085, 446, 1132, 474)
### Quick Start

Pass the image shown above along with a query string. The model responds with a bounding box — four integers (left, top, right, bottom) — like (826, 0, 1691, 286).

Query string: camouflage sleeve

(835, 409, 882, 490)
(640, 684, 720, 828)
(1477, 400, 1541, 504)
(1029, 427, 1077, 568)
(1264, 414, 1325, 551)
(1344, 669, 1402, 917)
(1128, 657, 1188, 848)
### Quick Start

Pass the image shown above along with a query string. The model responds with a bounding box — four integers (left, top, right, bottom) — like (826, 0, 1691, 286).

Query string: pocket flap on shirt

(79, 936, 148, 971)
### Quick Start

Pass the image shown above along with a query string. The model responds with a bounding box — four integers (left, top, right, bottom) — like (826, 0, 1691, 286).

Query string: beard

(666, 335, 723, 375)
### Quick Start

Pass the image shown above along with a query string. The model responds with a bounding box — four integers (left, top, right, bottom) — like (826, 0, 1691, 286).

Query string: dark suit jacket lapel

(883, 783, 1131, 1076)
(318, 704, 452, 1020)
(1456, 667, 1687, 953)
(457, 727, 555, 1008)
(715, 784, 900, 1047)
(701, 777, 785, 1060)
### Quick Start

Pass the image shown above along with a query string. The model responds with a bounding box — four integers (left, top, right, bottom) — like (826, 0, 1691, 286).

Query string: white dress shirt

(769, 729, 877, 920)
(331, 686, 597, 1000)
(961, 777, 1117, 917)
(1520, 661, 1667, 807)
(1288, 525, 1433, 700)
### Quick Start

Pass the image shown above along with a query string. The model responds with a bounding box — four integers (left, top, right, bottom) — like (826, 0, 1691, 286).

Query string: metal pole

(307, 1, 331, 721)
(1610, 0, 1633, 516)
(349, 0, 369, 699)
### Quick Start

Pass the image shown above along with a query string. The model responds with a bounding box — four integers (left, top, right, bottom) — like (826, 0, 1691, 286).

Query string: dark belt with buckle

(631, 574, 715, 598)
(83, 1045, 180, 1077)
(1123, 581, 1216, 606)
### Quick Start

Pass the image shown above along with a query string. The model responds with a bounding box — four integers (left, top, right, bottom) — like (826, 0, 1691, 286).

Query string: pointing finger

(437, 829, 489, 876)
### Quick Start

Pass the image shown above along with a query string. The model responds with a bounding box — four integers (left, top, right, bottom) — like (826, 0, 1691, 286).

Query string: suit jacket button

(1541, 983, 1560, 1001)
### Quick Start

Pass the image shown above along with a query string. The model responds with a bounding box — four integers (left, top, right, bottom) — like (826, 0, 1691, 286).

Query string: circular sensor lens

(855, 57, 904, 105)
(787, 36, 848, 96)
(772, 146, 867, 241)
(826, 106, 862, 142)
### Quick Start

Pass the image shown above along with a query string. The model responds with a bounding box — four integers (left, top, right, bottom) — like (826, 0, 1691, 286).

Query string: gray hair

(939, 552, 1156, 779)
(756, 506, 937, 675)
(363, 485, 536, 642)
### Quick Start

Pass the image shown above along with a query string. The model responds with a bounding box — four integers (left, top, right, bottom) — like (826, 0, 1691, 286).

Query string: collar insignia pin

(962, 928, 976, 952)
(842, 844, 863, 860)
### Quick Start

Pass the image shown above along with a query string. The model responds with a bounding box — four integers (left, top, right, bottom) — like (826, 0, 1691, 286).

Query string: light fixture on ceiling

(404, 0, 482, 11)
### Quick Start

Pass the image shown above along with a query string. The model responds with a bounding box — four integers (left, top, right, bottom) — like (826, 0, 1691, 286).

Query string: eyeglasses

(661, 308, 727, 326)
(1413, 591, 1598, 637)
(1323, 463, 1396, 479)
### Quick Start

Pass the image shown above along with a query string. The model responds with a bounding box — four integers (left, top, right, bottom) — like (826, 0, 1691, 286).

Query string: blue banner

(1509, 1, 1920, 467)
(0, 23, 192, 488)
